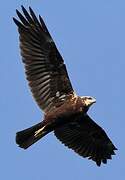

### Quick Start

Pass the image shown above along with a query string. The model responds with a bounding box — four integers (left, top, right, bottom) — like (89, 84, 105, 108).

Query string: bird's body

(44, 95, 88, 122)
(14, 6, 117, 166)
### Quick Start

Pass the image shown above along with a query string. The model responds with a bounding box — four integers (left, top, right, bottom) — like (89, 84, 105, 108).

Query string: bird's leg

(34, 126, 46, 137)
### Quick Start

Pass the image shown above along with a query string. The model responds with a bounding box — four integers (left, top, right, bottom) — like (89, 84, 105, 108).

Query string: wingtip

(21, 5, 26, 12)
(16, 9, 19, 15)
(96, 161, 101, 167)
(13, 17, 19, 25)
(29, 6, 33, 12)
(13, 17, 16, 22)
(21, 5, 29, 16)
(29, 6, 35, 17)
(16, 9, 23, 18)
(21, 5, 24, 9)
(29, 6, 37, 19)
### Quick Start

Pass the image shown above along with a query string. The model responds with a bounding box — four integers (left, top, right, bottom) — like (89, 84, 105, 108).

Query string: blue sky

(1, 0, 125, 179)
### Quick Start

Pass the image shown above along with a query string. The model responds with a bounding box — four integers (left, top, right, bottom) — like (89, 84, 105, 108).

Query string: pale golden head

(81, 96, 96, 107)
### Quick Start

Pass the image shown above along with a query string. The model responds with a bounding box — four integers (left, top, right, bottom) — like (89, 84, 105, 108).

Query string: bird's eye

(88, 97, 92, 100)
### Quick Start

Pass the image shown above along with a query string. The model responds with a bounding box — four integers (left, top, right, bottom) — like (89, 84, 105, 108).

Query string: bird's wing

(54, 113, 117, 166)
(13, 6, 74, 113)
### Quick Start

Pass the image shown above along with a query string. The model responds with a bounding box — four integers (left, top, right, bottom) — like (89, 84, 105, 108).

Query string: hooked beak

(81, 96, 96, 107)
(91, 97, 96, 104)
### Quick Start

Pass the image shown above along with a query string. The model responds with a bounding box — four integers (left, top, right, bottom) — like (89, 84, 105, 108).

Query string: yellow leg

(34, 126, 45, 137)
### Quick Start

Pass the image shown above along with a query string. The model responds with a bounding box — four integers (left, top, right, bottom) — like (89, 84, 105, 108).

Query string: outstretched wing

(54, 114, 117, 166)
(13, 6, 74, 113)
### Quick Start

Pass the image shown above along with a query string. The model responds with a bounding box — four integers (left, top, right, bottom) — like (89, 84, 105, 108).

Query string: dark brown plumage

(14, 6, 117, 166)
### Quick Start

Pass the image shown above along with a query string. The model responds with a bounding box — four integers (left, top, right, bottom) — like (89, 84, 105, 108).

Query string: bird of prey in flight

(13, 6, 117, 166)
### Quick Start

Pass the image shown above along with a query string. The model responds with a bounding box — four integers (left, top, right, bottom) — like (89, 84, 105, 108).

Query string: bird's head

(81, 96, 96, 108)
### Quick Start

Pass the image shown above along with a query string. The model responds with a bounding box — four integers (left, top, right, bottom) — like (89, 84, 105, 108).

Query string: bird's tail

(16, 122, 49, 149)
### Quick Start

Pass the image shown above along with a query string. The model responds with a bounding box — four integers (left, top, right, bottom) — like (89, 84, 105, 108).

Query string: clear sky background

(1, 0, 125, 179)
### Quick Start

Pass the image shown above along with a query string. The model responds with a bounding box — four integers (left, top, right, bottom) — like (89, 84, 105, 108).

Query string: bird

(13, 6, 117, 166)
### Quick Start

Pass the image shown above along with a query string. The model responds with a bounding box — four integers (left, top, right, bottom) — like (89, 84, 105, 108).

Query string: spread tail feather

(16, 122, 49, 149)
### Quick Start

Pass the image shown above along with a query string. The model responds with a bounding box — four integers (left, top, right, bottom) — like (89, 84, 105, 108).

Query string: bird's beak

(92, 97, 96, 104)
(83, 97, 96, 107)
